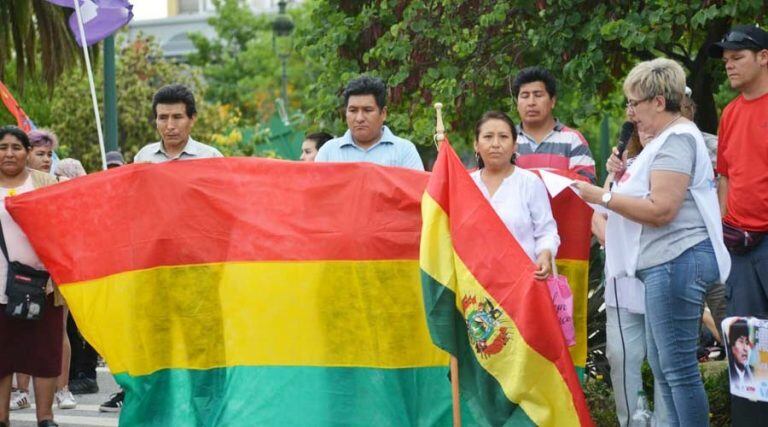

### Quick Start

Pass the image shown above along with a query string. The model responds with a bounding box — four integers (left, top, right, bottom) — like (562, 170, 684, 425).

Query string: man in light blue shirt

(315, 76, 424, 171)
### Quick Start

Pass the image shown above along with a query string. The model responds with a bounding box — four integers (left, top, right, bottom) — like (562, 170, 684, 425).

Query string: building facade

(128, 0, 298, 59)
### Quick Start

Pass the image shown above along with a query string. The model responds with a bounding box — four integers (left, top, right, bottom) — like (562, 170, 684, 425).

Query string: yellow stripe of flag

(61, 260, 449, 376)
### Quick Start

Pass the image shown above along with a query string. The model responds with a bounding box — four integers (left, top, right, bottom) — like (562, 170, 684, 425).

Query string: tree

(0, 0, 81, 91)
(540, 1, 767, 134)
(188, 0, 317, 124)
(297, 0, 766, 155)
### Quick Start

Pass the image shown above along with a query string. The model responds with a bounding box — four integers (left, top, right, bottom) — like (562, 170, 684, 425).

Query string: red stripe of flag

(7, 158, 429, 284)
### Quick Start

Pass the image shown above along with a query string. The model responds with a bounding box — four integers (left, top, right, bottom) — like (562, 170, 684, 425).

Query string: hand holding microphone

(607, 121, 635, 179)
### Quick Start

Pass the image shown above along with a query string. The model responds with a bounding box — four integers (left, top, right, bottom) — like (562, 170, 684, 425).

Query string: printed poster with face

(722, 317, 768, 402)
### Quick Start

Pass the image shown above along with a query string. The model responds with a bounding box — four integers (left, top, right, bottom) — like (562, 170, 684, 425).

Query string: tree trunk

(689, 17, 731, 135)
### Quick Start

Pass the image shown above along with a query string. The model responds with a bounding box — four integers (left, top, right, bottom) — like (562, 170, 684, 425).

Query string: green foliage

(703, 363, 731, 427)
(642, 360, 731, 426)
(296, 0, 767, 162)
(0, 64, 55, 127)
(188, 0, 317, 125)
(48, 34, 236, 171)
(0, 0, 81, 91)
(584, 377, 618, 427)
(586, 361, 730, 425)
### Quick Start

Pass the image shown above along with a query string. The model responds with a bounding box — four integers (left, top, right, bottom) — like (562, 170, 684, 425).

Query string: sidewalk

(9, 367, 120, 427)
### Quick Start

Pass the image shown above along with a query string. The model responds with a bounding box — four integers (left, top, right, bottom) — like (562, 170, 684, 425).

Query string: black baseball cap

(106, 150, 125, 166)
(708, 24, 768, 58)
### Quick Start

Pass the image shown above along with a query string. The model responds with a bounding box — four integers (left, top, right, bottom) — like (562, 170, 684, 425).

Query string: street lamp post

(272, 0, 294, 109)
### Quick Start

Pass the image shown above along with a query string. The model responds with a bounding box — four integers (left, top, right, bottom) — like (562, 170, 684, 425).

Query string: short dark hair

(152, 84, 197, 119)
(0, 125, 31, 150)
(305, 132, 334, 150)
(474, 111, 518, 169)
(512, 66, 558, 98)
(729, 319, 749, 344)
(343, 75, 387, 110)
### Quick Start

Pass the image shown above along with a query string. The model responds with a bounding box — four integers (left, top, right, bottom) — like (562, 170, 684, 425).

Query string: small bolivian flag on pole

(419, 141, 594, 426)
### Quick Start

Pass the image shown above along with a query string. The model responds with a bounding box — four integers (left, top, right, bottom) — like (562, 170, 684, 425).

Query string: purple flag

(46, 0, 133, 46)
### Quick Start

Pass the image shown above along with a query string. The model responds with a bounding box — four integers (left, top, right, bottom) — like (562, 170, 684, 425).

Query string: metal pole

(280, 57, 288, 106)
(104, 35, 118, 153)
(598, 114, 610, 183)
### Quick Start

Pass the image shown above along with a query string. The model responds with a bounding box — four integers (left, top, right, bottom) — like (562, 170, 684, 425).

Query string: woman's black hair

(474, 111, 518, 169)
(0, 125, 31, 150)
(305, 132, 334, 150)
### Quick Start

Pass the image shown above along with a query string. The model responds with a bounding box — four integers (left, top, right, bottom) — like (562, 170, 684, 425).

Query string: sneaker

(55, 387, 77, 409)
(69, 373, 99, 395)
(99, 391, 124, 413)
(37, 420, 59, 427)
(10, 389, 31, 410)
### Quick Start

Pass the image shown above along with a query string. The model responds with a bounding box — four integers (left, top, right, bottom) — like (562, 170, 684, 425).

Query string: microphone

(609, 121, 636, 187)
(615, 121, 635, 160)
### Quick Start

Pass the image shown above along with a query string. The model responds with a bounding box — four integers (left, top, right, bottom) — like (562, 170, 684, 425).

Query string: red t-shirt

(716, 92, 768, 231)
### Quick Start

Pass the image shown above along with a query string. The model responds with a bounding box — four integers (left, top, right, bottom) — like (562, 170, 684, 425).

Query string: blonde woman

(574, 58, 730, 426)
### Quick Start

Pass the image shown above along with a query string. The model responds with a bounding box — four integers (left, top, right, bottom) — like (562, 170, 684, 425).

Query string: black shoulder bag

(1, 220, 49, 320)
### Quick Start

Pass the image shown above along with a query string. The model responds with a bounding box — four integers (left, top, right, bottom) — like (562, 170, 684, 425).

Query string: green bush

(584, 377, 618, 427)
(704, 364, 731, 427)
(586, 361, 730, 425)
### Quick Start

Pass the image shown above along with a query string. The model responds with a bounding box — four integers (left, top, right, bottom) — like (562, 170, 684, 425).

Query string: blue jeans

(637, 240, 718, 427)
(726, 236, 768, 318)
(606, 306, 668, 426)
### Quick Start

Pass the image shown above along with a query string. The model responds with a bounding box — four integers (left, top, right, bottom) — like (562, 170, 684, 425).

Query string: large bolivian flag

(420, 142, 593, 426)
(7, 158, 456, 426)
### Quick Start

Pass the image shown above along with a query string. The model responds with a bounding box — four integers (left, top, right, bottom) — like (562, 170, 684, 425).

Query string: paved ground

(9, 367, 121, 426)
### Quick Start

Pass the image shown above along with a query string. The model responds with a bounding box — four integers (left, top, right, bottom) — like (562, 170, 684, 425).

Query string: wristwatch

(601, 191, 613, 207)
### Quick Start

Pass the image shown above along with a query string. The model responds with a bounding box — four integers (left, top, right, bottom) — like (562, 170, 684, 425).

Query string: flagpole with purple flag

(74, 0, 108, 170)
(46, 0, 133, 170)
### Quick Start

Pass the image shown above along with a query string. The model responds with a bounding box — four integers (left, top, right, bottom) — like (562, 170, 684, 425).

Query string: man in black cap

(708, 23, 768, 320)
(105, 151, 125, 169)
(708, 23, 768, 427)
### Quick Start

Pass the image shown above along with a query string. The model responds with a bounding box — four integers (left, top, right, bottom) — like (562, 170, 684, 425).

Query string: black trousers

(67, 313, 98, 380)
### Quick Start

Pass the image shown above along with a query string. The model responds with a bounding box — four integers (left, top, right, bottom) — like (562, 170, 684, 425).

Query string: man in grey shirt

(134, 84, 223, 163)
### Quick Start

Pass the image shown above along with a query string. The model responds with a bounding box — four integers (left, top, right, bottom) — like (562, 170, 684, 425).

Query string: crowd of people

(0, 22, 766, 427)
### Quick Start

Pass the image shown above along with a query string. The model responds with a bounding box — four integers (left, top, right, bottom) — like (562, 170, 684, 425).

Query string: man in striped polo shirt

(512, 67, 596, 183)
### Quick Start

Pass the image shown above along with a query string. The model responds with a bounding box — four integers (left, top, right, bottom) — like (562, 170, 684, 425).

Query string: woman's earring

(475, 152, 481, 165)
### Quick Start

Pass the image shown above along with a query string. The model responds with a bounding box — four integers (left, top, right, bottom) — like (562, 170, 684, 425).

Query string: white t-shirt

(0, 176, 48, 305)
(470, 168, 560, 261)
(604, 276, 645, 313)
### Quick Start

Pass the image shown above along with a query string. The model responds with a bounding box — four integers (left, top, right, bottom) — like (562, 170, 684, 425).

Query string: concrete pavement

(9, 367, 121, 427)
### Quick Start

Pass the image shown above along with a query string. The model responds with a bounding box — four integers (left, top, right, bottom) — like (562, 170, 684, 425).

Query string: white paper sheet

(539, 169, 576, 198)
(538, 169, 608, 214)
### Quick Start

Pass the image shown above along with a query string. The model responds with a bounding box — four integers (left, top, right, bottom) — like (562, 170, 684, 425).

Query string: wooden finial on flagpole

(434, 102, 445, 148)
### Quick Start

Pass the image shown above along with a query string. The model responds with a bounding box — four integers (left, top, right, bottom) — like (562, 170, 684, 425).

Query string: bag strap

(551, 252, 558, 277)
(0, 218, 9, 262)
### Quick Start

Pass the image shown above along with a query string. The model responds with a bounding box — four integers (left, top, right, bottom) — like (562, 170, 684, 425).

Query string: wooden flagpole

(450, 356, 462, 426)
(433, 102, 445, 148)
(434, 102, 461, 426)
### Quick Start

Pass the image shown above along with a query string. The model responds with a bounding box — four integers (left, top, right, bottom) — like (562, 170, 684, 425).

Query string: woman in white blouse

(470, 111, 560, 279)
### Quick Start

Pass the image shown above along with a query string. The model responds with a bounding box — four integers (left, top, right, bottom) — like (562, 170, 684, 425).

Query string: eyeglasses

(721, 31, 762, 48)
(626, 97, 653, 111)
